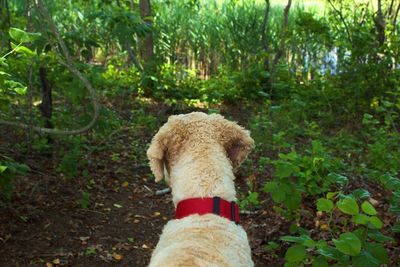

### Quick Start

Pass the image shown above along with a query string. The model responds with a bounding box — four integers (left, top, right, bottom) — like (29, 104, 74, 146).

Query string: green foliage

(79, 191, 91, 209)
(57, 137, 86, 179)
(2, 0, 400, 265)
(264, 140, 347, 217)
(281, 193, 392, 266)
(238, 191, 259, 211)
(0, 158, 30, 199)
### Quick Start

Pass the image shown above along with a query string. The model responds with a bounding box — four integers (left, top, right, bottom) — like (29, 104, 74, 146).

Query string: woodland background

(0, 0, 400, 266)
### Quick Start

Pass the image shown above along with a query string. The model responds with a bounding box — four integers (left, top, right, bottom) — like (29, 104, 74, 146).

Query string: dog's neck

(169, 149, 236, 207)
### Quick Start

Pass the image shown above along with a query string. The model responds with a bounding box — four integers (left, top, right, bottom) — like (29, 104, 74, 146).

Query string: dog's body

(147, 112, 254, 267)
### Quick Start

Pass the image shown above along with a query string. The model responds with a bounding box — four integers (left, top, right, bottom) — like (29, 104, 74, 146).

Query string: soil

(0, 104, 398, 267)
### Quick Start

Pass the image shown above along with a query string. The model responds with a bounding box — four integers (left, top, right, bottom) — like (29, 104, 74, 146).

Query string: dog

(147, 112, 254, 267)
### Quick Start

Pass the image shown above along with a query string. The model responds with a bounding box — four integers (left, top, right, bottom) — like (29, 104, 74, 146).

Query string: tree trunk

(0, 0, 12, 50)
(261, 0, 271, 71)
(139, 0, 155, 97)
(375, 0, 386, 47)
(139, 0, 154, 66)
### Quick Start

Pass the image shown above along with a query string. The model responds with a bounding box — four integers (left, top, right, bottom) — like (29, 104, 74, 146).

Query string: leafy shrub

(264, 140, 347, 218)
(281, 192, 392, 267)
(0, 159, 30, 199)
(57, 137, 87, 179)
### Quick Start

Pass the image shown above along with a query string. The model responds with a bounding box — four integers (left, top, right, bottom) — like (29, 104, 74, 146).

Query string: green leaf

(316, 198, 334, 212)
(352, 214, 370, 225)
(263, 181, 278, 192)
(392, 221, 400, 233)
(285, 244, 306, 263)
(367, 230, 394, 242)
(275, 161, 295, 178)
(312, 256, 329, 267)
(15, 45, 35, 57)
(264, 182, 287, 203)
(14, 86, 27, 95)
(326, 192, 338, 199)
(365, 243, 389, 264)
(352, 250, 381, 267)
(0, 165, 8, 173)
(361, 201, 377, 215)
(272, 190, 286, 203)
(337, 197, 359, 215)
(333, 232, 361, 256)
(352, 189, 370, 199)
(280, 235, 314, 248)
(9, 27, 41, 43)
(318, 246, 348, 261)
(369, 216, 383, 229)
(284, 191, 301, 210)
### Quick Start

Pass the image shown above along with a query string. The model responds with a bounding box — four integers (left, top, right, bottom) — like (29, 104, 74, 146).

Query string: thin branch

(327, 0, 352, 42)
(261, 0, 271, 70)
(0, 0, 100, 135)
(393, 2, 400, 27)
(272, 0, 292, 69)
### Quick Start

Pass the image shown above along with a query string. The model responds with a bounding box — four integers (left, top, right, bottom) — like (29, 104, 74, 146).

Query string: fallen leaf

(142, 244, 148, 249)
(122, 181, 129, 188)
(153, 211, 161, 217)
(52, 259, 60, 265)
(113, 252, 123, 261)
(320, 224, 330, 231)
(79, 236, 90, 242)
(113, 204, 123, 208)
(46, 263, 53, 267)
(133, 219, 140, 223)
(368, 197, 379, 207)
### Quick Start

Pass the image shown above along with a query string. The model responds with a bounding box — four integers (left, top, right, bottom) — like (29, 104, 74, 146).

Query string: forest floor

(0, 102, 398, 266)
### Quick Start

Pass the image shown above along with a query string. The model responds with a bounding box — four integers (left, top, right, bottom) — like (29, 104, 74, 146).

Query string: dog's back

(149, 215, 252, 267)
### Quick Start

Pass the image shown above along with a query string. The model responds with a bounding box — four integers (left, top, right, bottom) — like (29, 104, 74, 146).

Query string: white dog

(147, 112, 254, 267)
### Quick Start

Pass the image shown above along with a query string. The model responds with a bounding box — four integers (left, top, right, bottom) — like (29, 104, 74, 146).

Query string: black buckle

(231, 201, 236, 223)
(213, 196, 220, 215)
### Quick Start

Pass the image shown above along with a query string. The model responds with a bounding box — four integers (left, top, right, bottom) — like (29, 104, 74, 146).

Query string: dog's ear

(147, 125, 169, 182)
(147, 115, 181, 182)
(211, 114, 254, 171)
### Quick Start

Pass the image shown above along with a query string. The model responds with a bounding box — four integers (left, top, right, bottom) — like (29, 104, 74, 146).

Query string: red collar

(175, 197, 240, 224)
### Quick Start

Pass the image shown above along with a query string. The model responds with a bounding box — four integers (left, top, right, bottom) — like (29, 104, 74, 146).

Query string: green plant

(57, 137, 86, 178)
(264, 140, 347, 218)
(85, 246, 96, 256)
(0, 158, 30, 199)
(79, 191, 91, 209)
(281, 192, 393, 267)
(238, 191, 259, 211)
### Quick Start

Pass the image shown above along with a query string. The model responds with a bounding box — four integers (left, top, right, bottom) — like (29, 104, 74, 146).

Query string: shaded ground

(0, 103, 398, 266)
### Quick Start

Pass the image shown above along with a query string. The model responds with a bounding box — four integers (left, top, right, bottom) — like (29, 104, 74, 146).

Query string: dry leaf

(122, 181, 129, 188)
(113, 252, 123, 261)
(153, 211, 161, 217)
(52, 259, 60, 265)
(320, 223, 329, 231)
(142, 244, 148, 249)
(369, 197, 379, 207)
(46, 263, 53, 267)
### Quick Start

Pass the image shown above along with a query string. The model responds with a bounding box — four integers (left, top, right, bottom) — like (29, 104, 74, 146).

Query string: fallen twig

(143, 185, 153, 194)
(155, 188, 171, 195)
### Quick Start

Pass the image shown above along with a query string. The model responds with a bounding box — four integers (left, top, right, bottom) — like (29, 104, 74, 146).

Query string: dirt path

(0, 110, 287, 267)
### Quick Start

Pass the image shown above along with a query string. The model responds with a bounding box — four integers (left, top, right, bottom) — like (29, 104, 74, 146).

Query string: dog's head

(147, 112, 254, 183)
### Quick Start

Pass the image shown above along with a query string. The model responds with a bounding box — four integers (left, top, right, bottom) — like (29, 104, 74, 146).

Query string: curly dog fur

(147, 112, 254, 267)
